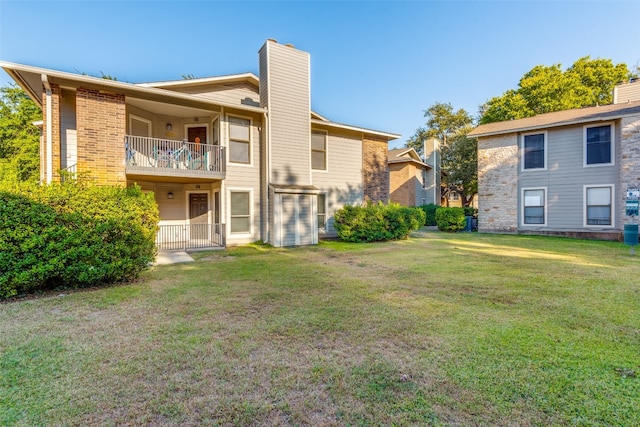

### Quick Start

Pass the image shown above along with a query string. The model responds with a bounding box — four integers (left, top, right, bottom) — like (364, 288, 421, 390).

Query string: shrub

(419, 203, 438, 226)
(463, 206, 478, 218)
(435, 207, 466, 232)
(0, 181, 159, 299)
(334, 202, 425, 243)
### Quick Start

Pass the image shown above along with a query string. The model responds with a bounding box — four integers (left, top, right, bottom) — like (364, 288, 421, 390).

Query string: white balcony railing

(125, 136, 225, 177)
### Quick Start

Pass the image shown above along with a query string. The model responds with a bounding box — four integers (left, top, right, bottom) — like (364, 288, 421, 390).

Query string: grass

(1, 231, 639, 426)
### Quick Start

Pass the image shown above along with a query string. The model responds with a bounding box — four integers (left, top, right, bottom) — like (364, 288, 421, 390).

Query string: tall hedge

(0, 181, 159, 299)
(419, 203, 438, 226)
(333, 202, 425, 243)
(435, 207, 466, 232)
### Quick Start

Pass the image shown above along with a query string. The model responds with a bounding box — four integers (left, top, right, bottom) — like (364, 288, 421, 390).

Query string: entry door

(188, 127, 207, 143)
(190, 193, 209, 240)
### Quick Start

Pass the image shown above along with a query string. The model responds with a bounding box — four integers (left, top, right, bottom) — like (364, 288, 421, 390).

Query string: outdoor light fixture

(167, 192, 174, 199)
(165, 123, 172, 131)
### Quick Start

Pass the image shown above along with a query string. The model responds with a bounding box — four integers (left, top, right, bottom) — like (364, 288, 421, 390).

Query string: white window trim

(129, 114, 152, 137)
(521, 131, 547, 171)
(583, 122, 615, 168)
(227, 113, 253, 167)
(227, 187, 254, 237)
(583, 184, 615, 228)
(311, 129, 328, 172)
(521, 187, 547, 227)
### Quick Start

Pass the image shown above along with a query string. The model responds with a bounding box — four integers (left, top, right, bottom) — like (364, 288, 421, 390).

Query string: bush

(0, 181, 159, 299)
(435, 207, 466, 232)
(419, 203, 438, 226)
(463, 206, 478, 218)
(334, 202, 425, 243)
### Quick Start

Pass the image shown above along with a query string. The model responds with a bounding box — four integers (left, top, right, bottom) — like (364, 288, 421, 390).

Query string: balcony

(125, 136, 226, 180)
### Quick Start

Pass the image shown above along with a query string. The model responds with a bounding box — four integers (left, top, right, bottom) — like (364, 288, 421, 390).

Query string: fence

(156, 223, 225, 251)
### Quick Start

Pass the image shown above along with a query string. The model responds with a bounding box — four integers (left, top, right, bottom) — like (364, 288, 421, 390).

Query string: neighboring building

(388, 141, 439, 206)
(1, 40, 399, 248)
(468, 79, 640, 240)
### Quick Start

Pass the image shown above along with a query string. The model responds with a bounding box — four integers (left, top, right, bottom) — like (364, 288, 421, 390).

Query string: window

(523, 133, 545, 169)
(585, 124, 613, 166)
(311, 130, 327, 170)
(230, 191, 251, 233)
(585, 186, 613, 226)
(317, 193, 326, 229)
(229, 116, 251, 164)
(452, 193, 459, 201)
(523, 188, 546, 225)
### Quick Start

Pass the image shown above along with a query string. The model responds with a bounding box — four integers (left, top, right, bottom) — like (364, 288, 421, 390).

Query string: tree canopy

(406, 102, 476, 206)
(479, 56, 633, 124)
(0, 84, 41, 183)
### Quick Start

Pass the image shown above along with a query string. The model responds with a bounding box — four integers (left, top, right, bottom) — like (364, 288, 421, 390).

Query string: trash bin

(464, 216, 473, 232)
(623, 224, 638, 246)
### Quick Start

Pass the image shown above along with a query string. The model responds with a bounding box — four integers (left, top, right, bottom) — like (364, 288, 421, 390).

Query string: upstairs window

(311, 130, 327, 170)
(229, 116, 251, 164)
(585, 124, 613, 166)
(523, 133, 545, 170)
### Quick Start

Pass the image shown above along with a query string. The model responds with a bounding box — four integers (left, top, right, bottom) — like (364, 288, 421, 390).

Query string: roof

(388, 148, 430, 168)
(0, 60, 400, 141)
(468, 101, 640, 138)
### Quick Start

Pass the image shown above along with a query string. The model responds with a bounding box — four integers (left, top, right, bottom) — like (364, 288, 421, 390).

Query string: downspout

(263, 111, 270, 243)
(42, 74, 52, 184)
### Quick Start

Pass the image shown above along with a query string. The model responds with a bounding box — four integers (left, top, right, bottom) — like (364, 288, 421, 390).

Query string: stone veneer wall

(42, 83, 61, 182)
(362, 135, 389, 203)
(76, 88, 126, 185)
(620, 114, 640, 225)
(477, 133, 519, 233)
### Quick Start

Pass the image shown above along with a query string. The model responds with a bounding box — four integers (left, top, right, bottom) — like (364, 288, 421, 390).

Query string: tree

(442, 134, 477, 207)
(406, 103, 473, 157)
(0, 84, 41, 183)
(406, 102, 477, 206)
(480, 56, 633, 124)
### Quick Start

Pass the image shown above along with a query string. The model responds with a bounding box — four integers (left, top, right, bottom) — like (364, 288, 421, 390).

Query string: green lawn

(1, 231, 639, 426)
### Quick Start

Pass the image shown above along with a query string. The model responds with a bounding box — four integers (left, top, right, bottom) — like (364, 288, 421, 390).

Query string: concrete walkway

(154, 251, 195, 265)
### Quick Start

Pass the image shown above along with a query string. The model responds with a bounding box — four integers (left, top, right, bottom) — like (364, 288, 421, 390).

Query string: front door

(187, 127, 207, 143)
(190, 193, 209, 241)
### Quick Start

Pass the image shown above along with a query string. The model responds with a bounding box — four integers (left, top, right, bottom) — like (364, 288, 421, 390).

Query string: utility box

(623, 224, 638, 246)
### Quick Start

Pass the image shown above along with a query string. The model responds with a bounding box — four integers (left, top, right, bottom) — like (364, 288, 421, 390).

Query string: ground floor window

(317, 193, 326, 229)
(230, 191, 251, 233)
(522, 188, 546, 225)
(585, 185, 613, 226)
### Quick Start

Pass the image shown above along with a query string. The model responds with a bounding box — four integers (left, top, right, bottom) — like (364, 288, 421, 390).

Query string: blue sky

(1, 1, 639, 149)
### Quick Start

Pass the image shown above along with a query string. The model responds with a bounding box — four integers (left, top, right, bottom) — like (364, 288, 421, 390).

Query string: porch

(156, 223, 225, 251)
(125, 136, 226, 180)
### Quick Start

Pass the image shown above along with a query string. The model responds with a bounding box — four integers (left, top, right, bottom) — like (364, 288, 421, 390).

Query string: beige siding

(224, 114, 262, 245)
(169, 82, 260, 107)
(262, 41, 311, 186)
(614, 81, 640, 104)
(312, 133, 363, 236)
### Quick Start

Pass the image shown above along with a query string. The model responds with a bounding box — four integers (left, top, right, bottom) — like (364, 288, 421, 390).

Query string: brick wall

(76, 88, 126, 185)
(620, 114, 640, 225)
(42, 83, 61, 182)
(477, 133, 518, 233)
(389, 162, 414, 206)
(362, 135, 389, 203)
